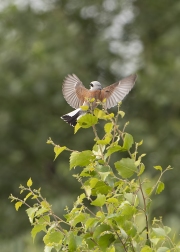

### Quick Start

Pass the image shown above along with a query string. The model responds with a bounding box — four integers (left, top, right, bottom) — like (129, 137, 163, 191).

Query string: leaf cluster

(9, 106, 179, 252)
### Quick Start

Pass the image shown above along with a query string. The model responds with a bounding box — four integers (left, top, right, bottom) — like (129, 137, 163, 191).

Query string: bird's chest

(89, 90, 102, 100)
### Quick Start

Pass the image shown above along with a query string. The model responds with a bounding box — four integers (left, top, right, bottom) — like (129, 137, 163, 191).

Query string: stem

(14, 197, 31, 208)
(129, 238, 136, 252)
(149, 168, 167, 195)
(109, 115, 150, 241)
(92, 124, 104, 161)
(138, 177, 149, 241)
(112, 228, 128, 252)
(107, 112, 119, 164)
(84, 206, 96, 217)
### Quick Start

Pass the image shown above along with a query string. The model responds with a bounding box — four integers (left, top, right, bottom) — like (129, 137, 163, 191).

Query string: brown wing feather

(62, 74, 90, 109)
(101, 74, 137, 109)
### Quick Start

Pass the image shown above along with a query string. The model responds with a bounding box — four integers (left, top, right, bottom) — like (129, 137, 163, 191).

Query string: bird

(61, 73, 137, 126)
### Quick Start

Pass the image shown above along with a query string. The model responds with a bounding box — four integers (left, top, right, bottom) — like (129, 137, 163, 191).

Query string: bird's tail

(61, 108, 85, 127)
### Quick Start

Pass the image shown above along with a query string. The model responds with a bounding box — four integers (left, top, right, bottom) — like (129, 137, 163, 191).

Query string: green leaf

(76, 193, 86, 205)
(124, 220, 137, 237)
(120, 202, 137, 217)
(137, 139, 143, 146)
(156, 181, 165, 194)
(106, 198, 118, 204)
(154, 165, 162, 172)
(94, 108, 114, 120)
(68, 232, 77, 252)
(41, 200, 51, 209)
(96, 211, 105, 220)
(94, 108, 107, 119)
(89, 98, 95, 103)
(175, 245, 180, 251)
(89, 177, 99, 188)
(27, 177, 32, 187)
(83, 178, 99, 196)
(124, 193, 134, 205)
(146, 187, 153, 196)
(54, 146, 66, 160)
(134, 195, 140, 207)
(26, 207, 38, 224)
(92, 144, 105, 158)
(140, 246, 153, 252)
(82, 234, 95, 249)
(115, 158, 137, 178)
(138, 163, 145, 176)
(107, 246, 115, 252)
(44, 246, 53, 252)
(31, 195, 38, 199)
(74, 122, 81, 134)
(85, 218, 98, 231)
(77, 114, 98, 128)
(99, 171, 111, 181)
(43, 230, 64, 245)
(106, 144, 123, 158)
(46, 138, 54, 145)
(123, 133, 134, 150)
(104, 122, 113, 133)
(97, 135, 112, 145)
(38, 215, 50, 224)
(164, 226, 171, 234)
(91, 181, 111, 195)
(95, 165, 111, 173)
(150, 238, 160, 245)
(70, 150, 95, 169)
(105, 113, 114, 120)
(31, 224, 46, 242)
(24, 192, 32, 201)
(83, 185, 91, 198)
(146, 198, 152, 212)
(71, 213, 88, 227)
(93, 224, 111, 241)
(157, 247, 170, 252)
(152, 227, 166, 237)
(98, 233, 115, 250)
(80, 105, 89, 111)
(91, 193, 106, 207)
(80, 167, 94, 177)
(15, 201, 22, 211)
(118, 110, 125, 118)
(35, 207, 49, 217)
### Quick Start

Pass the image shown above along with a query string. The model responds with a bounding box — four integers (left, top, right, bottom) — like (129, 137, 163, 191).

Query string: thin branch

(138, 177, 149, 241)
(107, 110, 119, 164)
(92, 124, 105, 161)
(108, 114, 150, 242)
(111, 228, 128, 252)
(11, 196, 31, 208)
(84, 206, 96, 217)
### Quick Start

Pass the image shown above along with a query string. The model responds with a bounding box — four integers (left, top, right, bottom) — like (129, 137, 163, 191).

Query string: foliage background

(0, 0, 180, 250)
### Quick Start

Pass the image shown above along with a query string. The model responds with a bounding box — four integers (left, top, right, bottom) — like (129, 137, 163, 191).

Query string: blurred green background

(0, 0, 180, 250)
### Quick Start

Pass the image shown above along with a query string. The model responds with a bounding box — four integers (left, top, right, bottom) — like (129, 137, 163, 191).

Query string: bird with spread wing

(61, 74, 137, 126)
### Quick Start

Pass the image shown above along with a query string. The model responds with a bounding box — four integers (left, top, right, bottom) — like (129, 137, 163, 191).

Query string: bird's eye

(90, 83, 93, 87)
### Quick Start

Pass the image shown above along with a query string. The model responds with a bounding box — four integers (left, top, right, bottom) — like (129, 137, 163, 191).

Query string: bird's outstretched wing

(62, 74, 89, 109)
(101, 74, 137, 109)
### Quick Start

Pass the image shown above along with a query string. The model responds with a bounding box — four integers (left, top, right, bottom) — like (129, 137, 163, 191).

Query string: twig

(92, 124, 105, 161)
(138, 177, 149, 241)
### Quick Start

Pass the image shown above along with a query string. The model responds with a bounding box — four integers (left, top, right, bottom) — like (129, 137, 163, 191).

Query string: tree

(10, 105, 179, 251)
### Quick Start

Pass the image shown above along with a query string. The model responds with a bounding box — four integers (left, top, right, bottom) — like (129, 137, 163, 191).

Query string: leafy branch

(9, 106, 178, 252)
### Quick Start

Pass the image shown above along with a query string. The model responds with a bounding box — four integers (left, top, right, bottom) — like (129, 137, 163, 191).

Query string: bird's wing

(101, 74, 137, 109)
(62, 74, 89, 109)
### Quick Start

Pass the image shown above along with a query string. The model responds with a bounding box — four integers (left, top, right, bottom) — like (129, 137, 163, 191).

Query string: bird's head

(89, 81, 102, 90)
